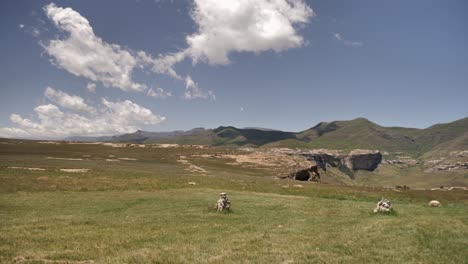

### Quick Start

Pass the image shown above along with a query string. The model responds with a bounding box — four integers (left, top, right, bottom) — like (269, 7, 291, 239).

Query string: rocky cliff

(343, 150, 382, 171)
(298, 149, 383, 173)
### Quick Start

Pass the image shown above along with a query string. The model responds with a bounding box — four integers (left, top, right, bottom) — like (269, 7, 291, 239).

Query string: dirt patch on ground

(60, 169, 89, 173)
(153, 144, 180, 148)
(46, 157, 83, 161)
(118, 157, 138, 161)
(105, 159, 120, 162)
(224, 153, 279, 167)
(177, 157, 207, 173)
(187, 164, 207, 173)
(197, 151, 311, 175)
(102, 143, 127, 148)
(195, 154, 216, 158)
(38, 141, 61, 144)
(8, 167, 46, 171)
(13, 256, 94, 263)
(152, 144, 208, 149)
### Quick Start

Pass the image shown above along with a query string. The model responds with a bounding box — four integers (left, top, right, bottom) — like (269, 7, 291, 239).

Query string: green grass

(1, 139, 467, 263)
(355, 164, 468, 189)
(1, 189, 467, 264)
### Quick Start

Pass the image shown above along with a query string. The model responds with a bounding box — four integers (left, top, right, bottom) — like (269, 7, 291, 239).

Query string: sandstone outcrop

(343, 150, 382, 171)
(300, 149, 382, 172)
(433, 162, 468, 171)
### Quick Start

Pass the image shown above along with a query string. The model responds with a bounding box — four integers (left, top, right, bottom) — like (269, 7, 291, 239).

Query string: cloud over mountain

(45, 87, 96, 114)
(0, 88, 165, 139)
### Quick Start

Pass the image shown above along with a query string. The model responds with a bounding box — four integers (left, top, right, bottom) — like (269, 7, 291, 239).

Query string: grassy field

(1, 140, 467, 263)
(354, 164, 468, 189)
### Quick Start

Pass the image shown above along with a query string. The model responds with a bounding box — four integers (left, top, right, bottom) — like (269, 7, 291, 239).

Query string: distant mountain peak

(61, 117, 467, 156)
(243, 127, 281, 131)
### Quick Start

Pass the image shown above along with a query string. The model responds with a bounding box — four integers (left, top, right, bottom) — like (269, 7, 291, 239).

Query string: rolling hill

(64, 117, 468, 157)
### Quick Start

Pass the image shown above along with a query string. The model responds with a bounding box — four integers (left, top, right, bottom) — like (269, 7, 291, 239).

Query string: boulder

(289, 168, 311, 181)
(287, 166, 321, 182)
(216, 192, 231, 211)
(302, 149, 382, 172)
(343, 150, 382, 171)
(301, 152, 342, 170)
(373, 198, 393, 213)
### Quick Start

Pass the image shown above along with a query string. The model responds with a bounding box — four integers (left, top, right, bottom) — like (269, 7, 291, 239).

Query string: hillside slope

(64, 117, 468, 156)
(265, 118, 421, 153)
(416, 117, 468, 157)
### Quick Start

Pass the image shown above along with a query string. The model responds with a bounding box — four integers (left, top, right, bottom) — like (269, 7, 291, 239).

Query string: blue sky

(0, 0, 467, 139)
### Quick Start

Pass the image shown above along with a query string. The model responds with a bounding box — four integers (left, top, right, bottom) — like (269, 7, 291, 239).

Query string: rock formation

(373, 198, 393, 213)
(343, 150, 382, 171)
(216, 192, 231, 211)
(287, 166, 321, 182)
(302, 149, 382, 172)
(428, 162, 468, 172)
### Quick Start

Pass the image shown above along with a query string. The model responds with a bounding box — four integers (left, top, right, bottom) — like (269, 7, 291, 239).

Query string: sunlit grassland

(355, 164, 468, 189)
(0, 139, 467, 263)
(1, 189, 467, 264)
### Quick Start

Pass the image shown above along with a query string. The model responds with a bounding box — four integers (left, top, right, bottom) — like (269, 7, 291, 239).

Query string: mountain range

(65, 117, 468, 157)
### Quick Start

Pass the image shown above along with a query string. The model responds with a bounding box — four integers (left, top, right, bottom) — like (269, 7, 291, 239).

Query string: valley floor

(1, 189, 467, 264)
(1, 140, 467, 263)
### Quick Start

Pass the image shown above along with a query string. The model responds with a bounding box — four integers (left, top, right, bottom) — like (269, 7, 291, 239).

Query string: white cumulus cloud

(43, 3, 146, 92)
(153, 0, 313, 73)
(333, 32, 363, 48)
(186, 0, 313, 65)
(0, 88, 165, 139)
(101, 98, 164, 126)
(37, 2, 313, 102)
(333, 32, 343, 41)
(87, 83, 96, 93)
(140, 0, 313, 100)
(138, 50, 184, 80)
(45, 86, 95, 113)
(147, 87, 172, 99)
(184, 76, 215, 101)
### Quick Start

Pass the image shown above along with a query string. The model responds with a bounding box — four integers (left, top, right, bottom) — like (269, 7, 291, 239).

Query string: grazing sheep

(428, 200, 441, 207)
(374, 198, 393, 213)
(216, 192, 231, 211)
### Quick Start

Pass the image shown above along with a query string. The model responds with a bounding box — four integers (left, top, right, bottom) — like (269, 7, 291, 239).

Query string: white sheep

(428, 200, 441, 207)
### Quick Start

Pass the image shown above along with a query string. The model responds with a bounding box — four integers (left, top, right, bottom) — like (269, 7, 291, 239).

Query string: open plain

(1, 139, 467, 263)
